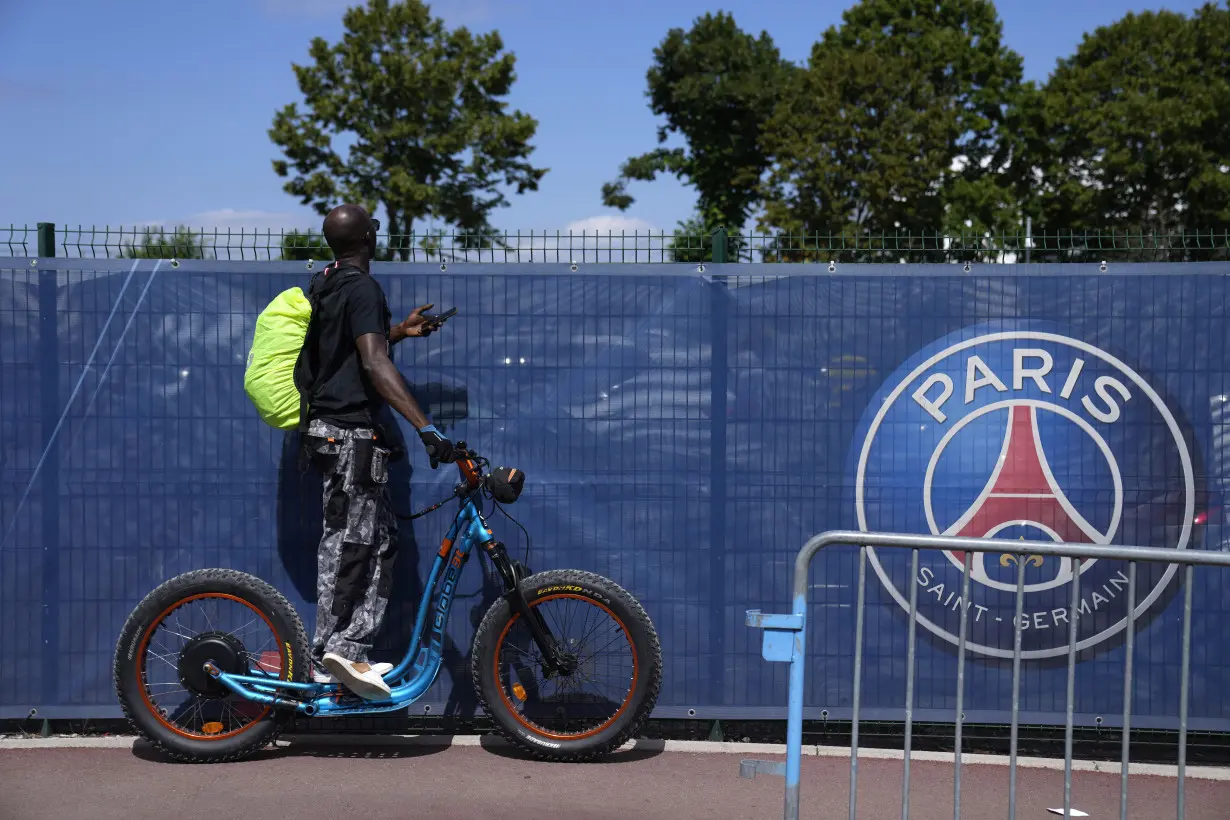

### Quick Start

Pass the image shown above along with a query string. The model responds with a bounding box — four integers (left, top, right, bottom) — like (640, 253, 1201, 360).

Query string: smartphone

(425, 307, 458, 326)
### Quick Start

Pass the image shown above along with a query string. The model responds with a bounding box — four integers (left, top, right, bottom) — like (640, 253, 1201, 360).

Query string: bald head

(323, 204, 378, 261)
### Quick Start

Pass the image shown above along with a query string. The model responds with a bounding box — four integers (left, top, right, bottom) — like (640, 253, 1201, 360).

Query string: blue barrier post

(785, 595, 807, 813)
(741, 607, 805, 816)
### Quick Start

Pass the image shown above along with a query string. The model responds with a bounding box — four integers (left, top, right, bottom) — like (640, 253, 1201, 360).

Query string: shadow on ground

(273, 733, 668, 764)
(471, 734, 667, 764)
(130, 733, 665, 765)
(129, 735, 451, 764)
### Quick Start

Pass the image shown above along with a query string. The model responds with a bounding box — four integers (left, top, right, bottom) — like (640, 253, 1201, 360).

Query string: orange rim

(493, 593, 639, 741)
(135, 592, 284, 741)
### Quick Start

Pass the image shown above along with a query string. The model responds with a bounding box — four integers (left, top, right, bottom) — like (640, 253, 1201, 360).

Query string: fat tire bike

(112, 443, 662, 763)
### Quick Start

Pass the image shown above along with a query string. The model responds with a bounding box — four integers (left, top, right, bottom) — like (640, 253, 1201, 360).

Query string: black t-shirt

(305, 267, 392, 427)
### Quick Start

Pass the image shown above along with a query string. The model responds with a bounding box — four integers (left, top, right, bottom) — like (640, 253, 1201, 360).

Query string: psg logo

(851, 321, 1195, 660)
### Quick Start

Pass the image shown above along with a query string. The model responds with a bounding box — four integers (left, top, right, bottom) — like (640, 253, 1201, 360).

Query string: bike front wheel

(471, 569, 662, 761)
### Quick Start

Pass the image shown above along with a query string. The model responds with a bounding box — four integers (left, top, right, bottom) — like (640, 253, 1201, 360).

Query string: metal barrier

(741, 530, 1230, 820)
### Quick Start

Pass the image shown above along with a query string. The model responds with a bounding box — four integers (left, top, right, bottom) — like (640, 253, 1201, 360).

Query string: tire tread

(113, 568, 308, 764)
(471, 569, 662, 762)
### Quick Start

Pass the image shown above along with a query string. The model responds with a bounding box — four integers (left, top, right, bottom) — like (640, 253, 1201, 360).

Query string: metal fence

(743, 530, 1230, 820)
(5, 223, 1230, 263)
(3, 256, 1229, 732)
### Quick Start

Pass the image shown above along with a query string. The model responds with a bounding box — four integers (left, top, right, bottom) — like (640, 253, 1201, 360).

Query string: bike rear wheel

(113, 568, 309, 763)
(471, 569, 661, 761)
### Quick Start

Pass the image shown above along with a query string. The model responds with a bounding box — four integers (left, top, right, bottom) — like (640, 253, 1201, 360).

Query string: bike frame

(205, 462, 541, 718)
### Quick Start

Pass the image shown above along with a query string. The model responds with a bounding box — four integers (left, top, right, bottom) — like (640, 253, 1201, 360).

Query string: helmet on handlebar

(486, 466, 524, 504)
(452, 442, 524, 504)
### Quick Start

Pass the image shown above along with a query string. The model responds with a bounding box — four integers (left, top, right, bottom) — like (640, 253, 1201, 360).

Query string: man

(299, 203, 455, 700)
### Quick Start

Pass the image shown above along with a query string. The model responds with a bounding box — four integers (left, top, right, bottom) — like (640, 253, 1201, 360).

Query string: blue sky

(0, 0, 1213, 238)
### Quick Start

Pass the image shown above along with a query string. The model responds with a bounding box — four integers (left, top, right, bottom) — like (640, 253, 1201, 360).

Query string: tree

(759, 0, 1026, 258)
(601, 12, 793, 245)
(120, 226, 209, 259)
(269, 0, 547, 260)
(666, 212, 722, 263)
(414, 223, 508, 262)
(829, 0, 1027, 236)
(759, 47, 954, 261)
(1025, 4, 1230, 259)
(280, 230, 332, 262)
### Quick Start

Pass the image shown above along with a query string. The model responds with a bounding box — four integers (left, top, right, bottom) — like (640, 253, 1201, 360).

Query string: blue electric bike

(113, 443, 662, 763)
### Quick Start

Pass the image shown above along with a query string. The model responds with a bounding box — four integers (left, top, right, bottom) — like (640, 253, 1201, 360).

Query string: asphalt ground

(1, 735, 1226, 819)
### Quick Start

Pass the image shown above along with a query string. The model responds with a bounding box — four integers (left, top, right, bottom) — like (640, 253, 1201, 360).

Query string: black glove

(417, 425, 456, 468)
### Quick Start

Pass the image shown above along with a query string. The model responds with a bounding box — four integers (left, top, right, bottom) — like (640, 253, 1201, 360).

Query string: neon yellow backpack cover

(244, 286, 312, 429)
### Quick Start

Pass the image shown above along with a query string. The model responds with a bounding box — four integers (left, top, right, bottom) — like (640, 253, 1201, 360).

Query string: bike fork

(485, 541, 569, 676)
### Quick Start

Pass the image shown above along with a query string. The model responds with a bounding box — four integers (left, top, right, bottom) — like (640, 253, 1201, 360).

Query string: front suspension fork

(485, 540, 570, 676)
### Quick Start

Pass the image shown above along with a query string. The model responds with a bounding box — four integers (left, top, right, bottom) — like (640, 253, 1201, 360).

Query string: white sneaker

(313, 661, 393, 684)
(320, 652, 393, 700)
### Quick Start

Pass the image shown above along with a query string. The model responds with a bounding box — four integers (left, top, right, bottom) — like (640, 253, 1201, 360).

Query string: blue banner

(2, 259, 1228, 730)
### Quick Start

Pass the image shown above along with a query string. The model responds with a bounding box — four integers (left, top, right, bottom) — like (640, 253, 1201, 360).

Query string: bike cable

(393, 493, 454, 521)
(489, 495, 533, 567)
(390, 451, 530, 567)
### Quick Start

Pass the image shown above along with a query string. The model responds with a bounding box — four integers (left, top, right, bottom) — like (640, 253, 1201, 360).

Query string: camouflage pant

(306, 419, 398, 667)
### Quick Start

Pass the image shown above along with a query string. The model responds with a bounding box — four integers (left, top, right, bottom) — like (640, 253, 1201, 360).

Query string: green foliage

(280, 230, 332, 261)
(665, 211, 745, 263)
(1025, 4, 1230, 256)
(666, 213, 715, 263)
(269, 0, 547, 260)
(414, 222, 508, 261)
(120, 226, 209, 260)
(759, 0, 1026, 259)
(602, 12, 793, 235)
(759, 48, 953, 260)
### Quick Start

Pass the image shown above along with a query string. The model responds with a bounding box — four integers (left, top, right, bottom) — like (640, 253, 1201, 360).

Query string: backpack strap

(292, 262, 362, 465)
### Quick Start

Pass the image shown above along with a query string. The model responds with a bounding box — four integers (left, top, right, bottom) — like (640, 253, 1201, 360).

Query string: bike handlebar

(453, 441, 484, 491)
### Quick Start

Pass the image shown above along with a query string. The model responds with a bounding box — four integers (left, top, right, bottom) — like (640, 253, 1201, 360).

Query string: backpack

(243, 263, 359, 431)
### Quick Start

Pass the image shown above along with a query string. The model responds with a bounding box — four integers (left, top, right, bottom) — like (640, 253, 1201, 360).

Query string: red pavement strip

(1, 736, 1228, 819)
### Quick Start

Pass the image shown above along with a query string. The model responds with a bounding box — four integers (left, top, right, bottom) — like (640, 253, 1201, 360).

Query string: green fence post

(711, 227, 728, 264)
(707, 226, 730, 711)
(35, 222, 56, 739)
(37, 222, 55, 258)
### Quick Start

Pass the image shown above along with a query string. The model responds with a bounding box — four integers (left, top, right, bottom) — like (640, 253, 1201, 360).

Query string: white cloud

(184, 208, 317, 233)
(496, 215, 667, 264)
(115, 209, 320, 260)
(134, 209, 316, 233)
(560, 215, 658, 235)
(395, 214, 669, 264)
(115, 210, 671, 263)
